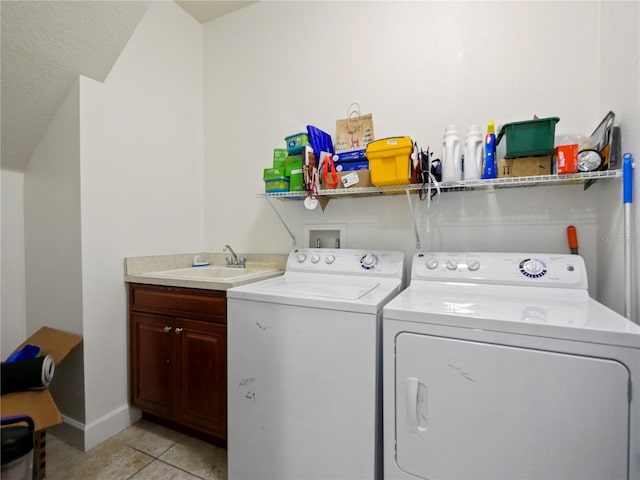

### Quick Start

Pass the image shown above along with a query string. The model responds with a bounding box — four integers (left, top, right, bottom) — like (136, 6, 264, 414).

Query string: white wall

(23, 79, 86, 422)
(7, 1, 203, 450)
(597, 0, 640, 321)
(1, 170, 26, 358)
(203, 1, 638, 321)
(76, 1, 204, 449)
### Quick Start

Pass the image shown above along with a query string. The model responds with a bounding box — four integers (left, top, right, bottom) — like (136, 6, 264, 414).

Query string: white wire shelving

(257, 170, 622, 200)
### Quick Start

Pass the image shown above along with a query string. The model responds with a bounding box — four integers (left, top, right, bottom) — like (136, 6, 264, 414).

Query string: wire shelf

(257, 170, 622, 200)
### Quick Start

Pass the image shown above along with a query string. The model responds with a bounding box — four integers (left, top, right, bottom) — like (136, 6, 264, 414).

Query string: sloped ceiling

(176, 1, 256, 24)
(1, 1, 256, 172)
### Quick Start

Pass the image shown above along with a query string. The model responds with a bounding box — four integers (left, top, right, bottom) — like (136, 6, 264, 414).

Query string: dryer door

(394, 334, 630, 480)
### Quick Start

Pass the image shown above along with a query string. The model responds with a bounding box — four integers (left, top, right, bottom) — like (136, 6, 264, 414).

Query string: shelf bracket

(405, 188, 421, 250)
(265, 196, 297, 246)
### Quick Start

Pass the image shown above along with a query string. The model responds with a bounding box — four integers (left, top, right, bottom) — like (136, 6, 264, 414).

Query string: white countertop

(124, 252, 286, 291)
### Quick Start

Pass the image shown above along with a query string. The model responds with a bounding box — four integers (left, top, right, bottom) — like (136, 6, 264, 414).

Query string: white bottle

(442, 124, 461, 182)
(463, 125, 483, 181)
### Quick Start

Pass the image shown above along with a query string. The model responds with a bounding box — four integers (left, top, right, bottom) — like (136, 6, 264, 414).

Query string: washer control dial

(360, 253, 378, 270)
(519, 258, 548, 278)
(324, 255, 335, 264)
(296, 253, 307, 263)
(310, 254, 321, 264)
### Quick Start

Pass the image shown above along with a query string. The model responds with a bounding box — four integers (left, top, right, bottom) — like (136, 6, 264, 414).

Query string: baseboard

(50, 404, 142, 451)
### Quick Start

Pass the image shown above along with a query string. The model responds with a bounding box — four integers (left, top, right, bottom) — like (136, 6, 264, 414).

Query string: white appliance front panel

(228, 298, 381, 479)
(393, 333, 630, 480)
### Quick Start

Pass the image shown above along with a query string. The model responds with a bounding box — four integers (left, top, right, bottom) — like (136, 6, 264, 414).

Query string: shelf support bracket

(405, 188, 421, 250)
(265, 196, 297, 246)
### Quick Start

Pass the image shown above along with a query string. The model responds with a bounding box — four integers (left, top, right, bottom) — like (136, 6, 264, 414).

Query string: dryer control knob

(296, 253, 307, 263)
(426, 258, 439, 269)
(324, 255, 335, 264)
(467, 260, 480, 271)
(445, 259, 458, 270)
(311, 254, 321, 264)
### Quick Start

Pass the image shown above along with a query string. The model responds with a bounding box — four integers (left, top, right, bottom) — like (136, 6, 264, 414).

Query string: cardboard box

(497, 155, 553, 178)
(322, 169, 372, 190)
(333, 149, 366, 163)
(1, 327, 82, 432)
(263, 167, 286, 180)
(554, 144, 579, 174)
(335, 159, 369, 172)
(285, 155, 303, 176)
(273, 148, 288, 170)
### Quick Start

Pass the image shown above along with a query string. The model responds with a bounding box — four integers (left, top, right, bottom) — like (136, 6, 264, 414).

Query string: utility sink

(150, 266, 250, 279)
(130, 264, 283, 289)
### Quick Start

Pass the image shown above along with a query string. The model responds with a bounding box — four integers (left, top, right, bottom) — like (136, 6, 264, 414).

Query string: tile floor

(45, 419, 227, 480)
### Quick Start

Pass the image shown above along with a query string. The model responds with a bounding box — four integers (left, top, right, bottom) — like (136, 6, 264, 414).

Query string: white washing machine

(227, 248, 405, 480)
(383, 252, 640, 480)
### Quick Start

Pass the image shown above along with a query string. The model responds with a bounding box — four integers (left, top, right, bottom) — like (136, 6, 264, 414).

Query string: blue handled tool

(623, 153, 634, 321)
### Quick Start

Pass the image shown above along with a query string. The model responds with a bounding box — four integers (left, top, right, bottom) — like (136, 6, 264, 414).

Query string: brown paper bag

(335, 113, 374, 153)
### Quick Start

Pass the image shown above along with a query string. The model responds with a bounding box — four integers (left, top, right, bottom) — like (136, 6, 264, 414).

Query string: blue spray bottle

(483, 120, 497, 179)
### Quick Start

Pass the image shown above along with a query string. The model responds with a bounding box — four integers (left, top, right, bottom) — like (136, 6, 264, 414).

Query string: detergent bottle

(442, 124, 461, 182)
(482, 120, 497, 179)
(464, 125, 483, 180)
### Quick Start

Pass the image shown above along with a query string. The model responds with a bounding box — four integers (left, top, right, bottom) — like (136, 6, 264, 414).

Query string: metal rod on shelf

(257, 170, 622, 200)
(265, 196, 297, 246)
(405, 188, 421, 250)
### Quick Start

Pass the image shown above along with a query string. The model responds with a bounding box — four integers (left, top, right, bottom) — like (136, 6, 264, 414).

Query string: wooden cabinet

(128, 283, 226, 443)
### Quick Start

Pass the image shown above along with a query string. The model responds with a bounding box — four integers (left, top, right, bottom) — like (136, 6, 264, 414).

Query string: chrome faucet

(223, 245, 246, 268)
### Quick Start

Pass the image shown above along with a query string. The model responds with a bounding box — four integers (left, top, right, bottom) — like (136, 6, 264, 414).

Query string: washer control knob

(523, 258, 543, 274)
(311, 254, 321, 264)
(360, 253, 378, 270)
(324, 255, 335, 264)
(467, 260, 480, 271)
(296, 253, 307, 263)
(426, 258, 439, 269)
(445, 259, 458, 271)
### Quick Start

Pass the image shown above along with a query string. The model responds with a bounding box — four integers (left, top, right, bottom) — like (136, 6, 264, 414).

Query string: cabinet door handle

(164, 326, 172, 333)
(175, 328, 183, 335)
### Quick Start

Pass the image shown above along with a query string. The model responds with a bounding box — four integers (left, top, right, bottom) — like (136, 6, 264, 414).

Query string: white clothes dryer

(227, 248, 405, 480)
(383, 252, 640, 480)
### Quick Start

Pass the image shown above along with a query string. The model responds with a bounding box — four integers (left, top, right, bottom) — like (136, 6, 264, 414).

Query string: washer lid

(259, 276, 379, 300)
(228, 272, 402, 314)
(383, 282, 640, 348)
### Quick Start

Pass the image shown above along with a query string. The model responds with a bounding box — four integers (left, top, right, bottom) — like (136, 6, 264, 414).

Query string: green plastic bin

(496, 117, 560, 158)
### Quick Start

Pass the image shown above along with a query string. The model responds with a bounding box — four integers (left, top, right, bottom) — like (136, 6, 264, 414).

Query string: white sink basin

(133, 264, 282, 288)
(151, 266, 249, 279)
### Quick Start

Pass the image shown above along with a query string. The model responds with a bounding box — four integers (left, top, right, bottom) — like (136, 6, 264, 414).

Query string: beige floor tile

(45, 434, 87, 480)
(159, 435, 227, 480)
(111, 418, 188, 457)
(45, 436, 154, 480)
(130, 459, 203, 479)
(46, 420, 227, 480)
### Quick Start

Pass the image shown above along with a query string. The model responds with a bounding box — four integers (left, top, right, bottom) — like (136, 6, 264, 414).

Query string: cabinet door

(130, 312, 174, 416)
(173, 318, 227, 439)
